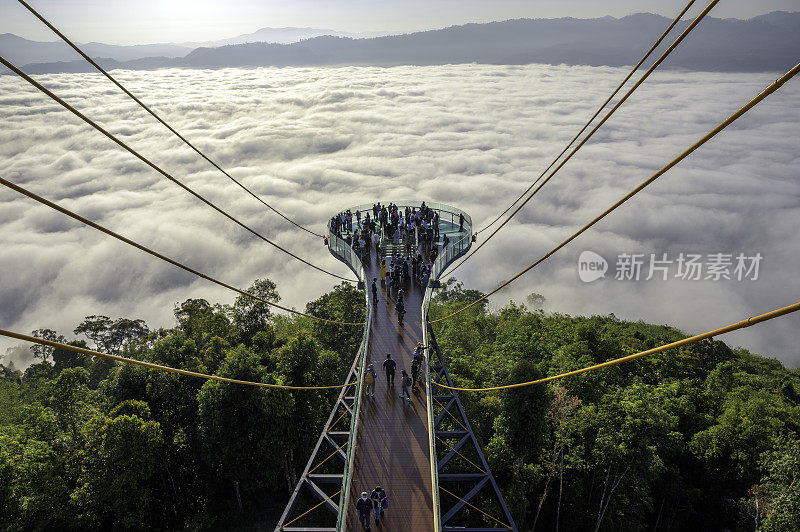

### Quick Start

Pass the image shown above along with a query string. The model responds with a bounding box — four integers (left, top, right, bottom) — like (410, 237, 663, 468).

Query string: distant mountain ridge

(0, 33, 193, 65)
(4, 12, 799, 74)
(179, 26, 394, 48)
(0, 27, 394, 66)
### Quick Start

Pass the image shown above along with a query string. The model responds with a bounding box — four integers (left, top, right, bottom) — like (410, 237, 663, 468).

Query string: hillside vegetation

(11, 12, 800, 74)
(429, 279, 800, 531)
(0, 280, 363, 530)
(1, 277, 797, 530)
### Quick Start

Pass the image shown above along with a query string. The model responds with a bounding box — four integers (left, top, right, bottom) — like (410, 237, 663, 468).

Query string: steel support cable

(0, 328, 357, 390)
(279, 489, 342, 530)
(0, 55, 354, 283)
(0, 175, 364, 326)
(447, 0, 717, 276)
(327, 409, 350, 433)
(473, 0, 698, 238)
(433, 300, 800, 392)
(435, 435, 488, 475)
(306, 441, 348, 476)
(15, 0, 324, 239)
(439, 486, 513, 530)
(432, 60, 800, 324)
(432, 396, 469, 432)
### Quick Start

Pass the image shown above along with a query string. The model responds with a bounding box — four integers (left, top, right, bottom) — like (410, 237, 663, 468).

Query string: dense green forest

(429, 279, 800, 532)
(0, 279, 364, 530)
(1, 277, 798, 530)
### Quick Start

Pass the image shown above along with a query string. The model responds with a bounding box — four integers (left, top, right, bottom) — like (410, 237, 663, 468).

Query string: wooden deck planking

(346, 249, 434, 531)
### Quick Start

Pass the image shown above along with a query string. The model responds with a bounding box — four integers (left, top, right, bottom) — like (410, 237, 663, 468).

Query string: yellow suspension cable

(432, 396, 469, 432)
(474, 0, 698, 238)
(0, 55, 354, 283)
(436, 435, 488, 476)
(448, 0, 717, 276)
(432, 60, 800, 323)
(327, 409, 351, 433)
(439, 486, 512, 530)
(432, 300, 800, 392)
(0, 328, 358, 390)
(280, 489, 342, 530)
(15, 0, 325, 239)
(0, 176, 364, 326)
(307, 441, 348, 476)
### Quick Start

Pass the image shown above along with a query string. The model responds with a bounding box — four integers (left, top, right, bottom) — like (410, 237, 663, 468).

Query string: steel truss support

(274, 357, 362, 531)
(428, 324, 518, 532)
(275, 228, 371, 531)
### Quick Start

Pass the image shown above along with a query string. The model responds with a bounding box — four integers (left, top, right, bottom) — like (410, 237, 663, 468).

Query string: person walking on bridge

(370, 485, 388, 524)
(383, 353, 396, 386)
(372, 230, 381, 257)
(411, 356, 421, 392)
(413, 342, 428, 359)
(356, 492, 374, 531)
(364, 364, 377, 397)
(399, 370, 412, 403)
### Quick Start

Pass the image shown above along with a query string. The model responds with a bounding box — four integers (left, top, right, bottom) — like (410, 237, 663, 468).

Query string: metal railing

(421, 287, 440, 531)
(422, 207, 473, 532)
(326, 227, 371, 531)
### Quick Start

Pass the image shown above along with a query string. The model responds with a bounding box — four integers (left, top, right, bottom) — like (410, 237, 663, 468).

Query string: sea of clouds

(1, 64, 798, 368)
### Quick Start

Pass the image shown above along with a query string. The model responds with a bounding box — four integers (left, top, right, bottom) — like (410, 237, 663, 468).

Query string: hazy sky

(1, 0, 799, 45)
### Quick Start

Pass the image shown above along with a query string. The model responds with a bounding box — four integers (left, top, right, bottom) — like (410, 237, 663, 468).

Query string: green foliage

(305, 281, 366, 360)
(30, 329, 65, 362)
(760, 435, 800, 531)
(435, 278, 488, 310)
(72, 411, 164, 529)
(497, 360, 550, 463)
(52, 340, 91, 374)
(0, 277, 365, 530)
(4, 274, 795, 530)
(197, 346, 289, 496)
(231, 278, 280, 344)
(429, 291, 800, 531)
(74, 316, 149, 355)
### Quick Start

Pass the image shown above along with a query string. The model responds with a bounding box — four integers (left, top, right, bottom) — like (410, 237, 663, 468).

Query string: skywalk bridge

(276, 202, 517, 532)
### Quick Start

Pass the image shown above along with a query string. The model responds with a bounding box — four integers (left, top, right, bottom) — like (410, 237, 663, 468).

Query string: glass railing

(328, 201, 472, 237)
(327, 227, 366, 284)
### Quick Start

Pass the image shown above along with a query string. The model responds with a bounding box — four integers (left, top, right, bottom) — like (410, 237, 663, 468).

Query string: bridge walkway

(345, 221, 463, 531)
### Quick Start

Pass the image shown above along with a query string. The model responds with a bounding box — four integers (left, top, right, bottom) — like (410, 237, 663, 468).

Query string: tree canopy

(0, 278, 364, 530)
(429, 280, 800, 531)
(0, 276, 796, 530)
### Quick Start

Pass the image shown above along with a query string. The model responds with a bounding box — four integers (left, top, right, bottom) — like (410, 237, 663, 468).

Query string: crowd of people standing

(328, 202, 450, 261)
